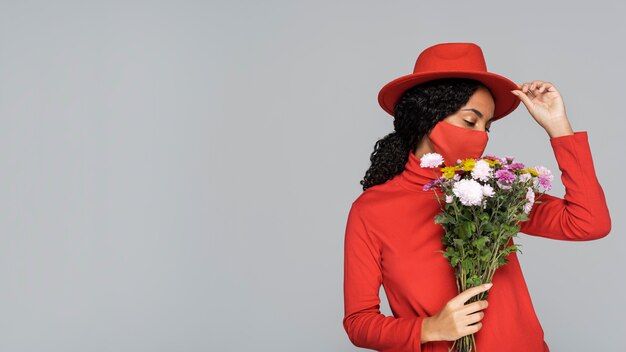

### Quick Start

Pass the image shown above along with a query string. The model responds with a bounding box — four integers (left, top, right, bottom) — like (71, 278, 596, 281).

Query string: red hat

(377, 42, 521, 122)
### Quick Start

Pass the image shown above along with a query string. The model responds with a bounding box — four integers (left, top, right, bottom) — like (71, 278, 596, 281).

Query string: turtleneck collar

(395, 149, 444, 189)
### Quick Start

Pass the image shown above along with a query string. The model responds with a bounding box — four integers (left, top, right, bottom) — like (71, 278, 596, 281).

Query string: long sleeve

(518, 131, 612, 241)
(343, 203, 426, 351)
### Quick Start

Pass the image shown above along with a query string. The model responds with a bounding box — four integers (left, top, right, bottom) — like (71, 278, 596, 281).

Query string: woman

(342, 43, 611, 352)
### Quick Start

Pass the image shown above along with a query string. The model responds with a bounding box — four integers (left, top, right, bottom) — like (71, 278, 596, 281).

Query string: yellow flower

(484, 159, 500, 167)
(525, 167, 539, 177)
(441, 166, 457, 179)
(459, 158, 475, 171)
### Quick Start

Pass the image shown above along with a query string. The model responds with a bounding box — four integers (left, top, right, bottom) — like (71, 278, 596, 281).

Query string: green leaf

(451, 257, 460, 266)
(479, 249, 491, 261)
(465, 221, 477, 236)
(434, 213, 448, 224)
(461, 258, 473, 272)
(472, 237, 488, 250)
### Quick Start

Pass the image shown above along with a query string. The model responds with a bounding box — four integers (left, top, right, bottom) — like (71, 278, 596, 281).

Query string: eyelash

(464, 120, 490, 133)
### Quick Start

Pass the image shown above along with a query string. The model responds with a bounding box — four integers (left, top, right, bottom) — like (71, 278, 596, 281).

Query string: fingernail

(484, 283, 493, 288)
(510, 90, 518, 95)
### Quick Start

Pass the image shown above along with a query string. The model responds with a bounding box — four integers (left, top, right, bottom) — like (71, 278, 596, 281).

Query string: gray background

(1, 1, 624, 351)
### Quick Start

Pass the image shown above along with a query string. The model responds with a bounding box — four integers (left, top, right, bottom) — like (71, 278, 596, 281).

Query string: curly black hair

(360, 78, 488, 191)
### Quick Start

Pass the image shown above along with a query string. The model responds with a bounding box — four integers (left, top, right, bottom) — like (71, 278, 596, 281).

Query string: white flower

(445, 195, 454, 203)
(523, 187, 535, 214)
(524, 201, 533, 214)
(471, 159, 493, 182)
(452, 179, 484, 206)
(517, 173, 532, 183)
(482, 184, 495, 197)
(525, 187, 535, 203)
(453, 173, 461, 181)
(420, 153, 444, 168)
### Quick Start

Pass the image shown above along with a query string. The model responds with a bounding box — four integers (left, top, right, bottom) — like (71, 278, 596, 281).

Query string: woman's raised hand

(511, 80, 574, 138)
(421, 283, 493, 343)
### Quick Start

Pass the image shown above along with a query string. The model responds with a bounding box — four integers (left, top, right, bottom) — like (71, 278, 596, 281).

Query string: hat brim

(377, 71, 521, 122)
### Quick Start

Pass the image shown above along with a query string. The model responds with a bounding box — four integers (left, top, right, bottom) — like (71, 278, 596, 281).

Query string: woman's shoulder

(350, 177, 411, 214)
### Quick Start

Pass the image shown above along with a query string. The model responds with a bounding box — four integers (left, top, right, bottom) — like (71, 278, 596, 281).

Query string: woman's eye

(465, 120, 490, 133)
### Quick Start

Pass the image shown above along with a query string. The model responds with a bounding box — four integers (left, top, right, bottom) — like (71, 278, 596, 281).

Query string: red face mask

(428, 120, 489, 167)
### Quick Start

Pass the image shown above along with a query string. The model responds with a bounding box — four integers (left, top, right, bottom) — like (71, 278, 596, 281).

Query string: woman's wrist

(421, 316, 437, 343)
(545, 116, 574, 138)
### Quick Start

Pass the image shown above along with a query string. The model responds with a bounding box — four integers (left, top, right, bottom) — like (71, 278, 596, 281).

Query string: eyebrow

(462, 108, 494, 122)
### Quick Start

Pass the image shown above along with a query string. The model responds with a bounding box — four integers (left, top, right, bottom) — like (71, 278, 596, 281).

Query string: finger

(451, 283, 493, 306)
(516, 86, 535, 99)
(521, 83, 529, 93)
(466, 321, 483, 334)
(528, 81, 542, 98)
(458, 300, 489, 316)
(526, 81, 540, 95)
(530, 80, 544, 91)
(511, 89, 533, 106)
(460, 321, 483, 336)
(461, 311, 485, 326)
(539, 82, 554, 93)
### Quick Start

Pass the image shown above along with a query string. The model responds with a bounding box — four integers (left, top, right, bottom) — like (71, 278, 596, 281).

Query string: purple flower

(495, 169, 516, 182)
(422, 179, 441, 191)
(506, 162, 526, 171)
(495, 169, 516, 189)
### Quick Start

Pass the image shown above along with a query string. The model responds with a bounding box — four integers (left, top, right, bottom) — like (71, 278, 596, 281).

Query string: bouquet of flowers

(420, 152, 554, 352)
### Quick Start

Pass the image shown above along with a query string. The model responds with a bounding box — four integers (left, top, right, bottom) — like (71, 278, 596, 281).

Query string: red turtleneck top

(342, 131, 611, 352)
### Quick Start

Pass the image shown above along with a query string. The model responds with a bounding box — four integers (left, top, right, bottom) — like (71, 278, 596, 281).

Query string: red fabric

(343, 131, 611, 351)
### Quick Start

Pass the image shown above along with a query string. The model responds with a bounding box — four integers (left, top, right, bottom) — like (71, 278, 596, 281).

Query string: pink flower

(506, 162, 526, 171)
(533, 166, 554, 191)
(482, 154, 499, 160)
(495, 169, 516, 189)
